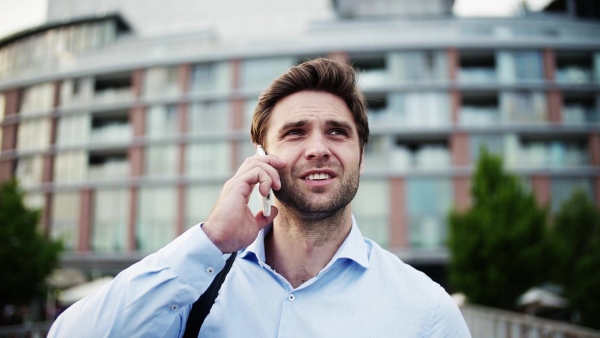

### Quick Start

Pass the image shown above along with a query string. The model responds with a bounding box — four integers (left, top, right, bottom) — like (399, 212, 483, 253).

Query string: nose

(304, 133, 331, 160)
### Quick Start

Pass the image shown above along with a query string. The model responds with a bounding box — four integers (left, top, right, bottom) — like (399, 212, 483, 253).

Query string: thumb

(255, 206, 278, 229)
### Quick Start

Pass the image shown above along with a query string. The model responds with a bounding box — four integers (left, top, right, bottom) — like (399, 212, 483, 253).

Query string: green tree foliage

(448, 149, 548, 310)
(550, 191, 600, 329)
(0, 179, 62, 305)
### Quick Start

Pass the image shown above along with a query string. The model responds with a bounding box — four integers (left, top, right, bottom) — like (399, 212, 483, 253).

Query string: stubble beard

(274, 160, 360, 223)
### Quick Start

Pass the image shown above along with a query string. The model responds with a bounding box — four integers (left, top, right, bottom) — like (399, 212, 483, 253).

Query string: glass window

(389, 51, 448, 84)
(57, 114, 90, 146)
(19, 82, 54, 114)
(352, 56, 388, 88)
(352, 180, 390, 247)
(460, 93, 500, 126)
(244, 99, 258, 128)
(550, 178, 594, 212)
(556, 51, 593, 84)
(16, 118, 51, 151)
(406, 178, 453, 249)
(88, 154, 128, 181)
(51, 192, 80, 251)
(497, 51, 543, 84)
(90, 113, 130, 144)
(94, 72, 132, 104)
(388, 92, 450, 128)
(562, 94, 599, 124)
(143, 66, 180, 98)
(501, 91, 548, 124)
(518, 139, 588, 168)
(92, 188, 129, 252)
(137, 186, 176, 252)
(189, 62, 232, 94)
(391, 140, 450, 170)
(186, 184, 222, 228)
(145, 145, 178, 177)
(241, 57, 294, 91)
(469, 134, 504, 164)
(363, 135, 389, 169)
(60, 78, 94, 108)
(146, 105, 178, 138)
(188, 102, 230, 134)
(186, 142, 231, 177)
(54, 151, 88, 183)
(459, 51, 496, 83)
(15, 155, 44, 188)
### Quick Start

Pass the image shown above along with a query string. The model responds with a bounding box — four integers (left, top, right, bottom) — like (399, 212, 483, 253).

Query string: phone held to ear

(256, 145, 273, 217)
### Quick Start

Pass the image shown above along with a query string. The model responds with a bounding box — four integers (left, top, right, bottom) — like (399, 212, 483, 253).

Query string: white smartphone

(256, 145, 273, 217)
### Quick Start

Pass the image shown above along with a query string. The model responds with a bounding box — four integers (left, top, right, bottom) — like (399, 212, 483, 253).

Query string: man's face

(264, 90, 364, 221)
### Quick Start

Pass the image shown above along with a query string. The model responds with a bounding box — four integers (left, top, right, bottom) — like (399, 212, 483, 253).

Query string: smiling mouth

(304, 173, 331, 181)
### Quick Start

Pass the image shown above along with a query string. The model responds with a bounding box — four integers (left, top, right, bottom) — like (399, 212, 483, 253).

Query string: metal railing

(461, 304, 600, 338)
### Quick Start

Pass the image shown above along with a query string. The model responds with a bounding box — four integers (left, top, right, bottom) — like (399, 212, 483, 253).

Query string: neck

(265, 204, 353, 288)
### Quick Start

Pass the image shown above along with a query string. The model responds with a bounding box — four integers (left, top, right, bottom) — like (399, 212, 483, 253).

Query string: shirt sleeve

(47, 224, 227, 338)
(428, 286, 472, 338)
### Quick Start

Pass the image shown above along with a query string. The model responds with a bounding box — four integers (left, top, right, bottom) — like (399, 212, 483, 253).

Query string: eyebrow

(278, 119, 354, 133)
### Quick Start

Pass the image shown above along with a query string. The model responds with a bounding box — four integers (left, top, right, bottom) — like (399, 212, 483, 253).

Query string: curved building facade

(1, 0, 599, 281)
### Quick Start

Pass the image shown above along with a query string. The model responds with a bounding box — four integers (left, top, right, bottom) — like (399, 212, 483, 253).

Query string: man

(48, 58, 471, 337)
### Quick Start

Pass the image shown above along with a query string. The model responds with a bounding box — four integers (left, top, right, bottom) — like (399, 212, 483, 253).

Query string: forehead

(267, 91, 355, 130)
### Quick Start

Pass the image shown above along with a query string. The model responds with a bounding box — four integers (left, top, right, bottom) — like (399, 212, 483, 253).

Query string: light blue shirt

(49, 217, 471, 337)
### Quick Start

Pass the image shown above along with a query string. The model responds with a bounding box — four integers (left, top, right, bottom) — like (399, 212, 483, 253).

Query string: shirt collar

(240, 215, 369, 269)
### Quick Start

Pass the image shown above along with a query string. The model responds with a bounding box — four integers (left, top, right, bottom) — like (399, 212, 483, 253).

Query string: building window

(186, 142, 231, 177)
(460, 92, 500, 126)
(19, 82, 54, 114)
(352, 55, 387, 88)
(389, 51, 448, 84)
(352, 180, 390, 247)
(459, 51, 497, 83)
(145, 145, 178, 177)
(91, 110, 131, 144)
(556, 51, 594, 84)
(15, 155, 44, 188)
(187, 102, 229, 134)
(54, 151, 88, 184)
(137, 186, 176, 252)
(16, 118, 51, 152)
(146, 105, 178, 138)
(406, 178, 453, 249)
(88, 152, 128, 181)
(497, 51, 543, 84)
(563, 93, 599, 124)
(550, 178, 594, 212)
(241, 57, 294, 91)
(392, 139, 450, 170)
(363, 135, 389, 169)
(518, 137, 588, 168)
(189, 62, 232, 94)
(143, 66, 181, 98)
(469, 134, 504, 165)
(186, 184, 222, 228)
(51, 192, 81, 251)
(92, 188, 129, 252)
(501, 91, 548, 124)
(60, 78, 94, 108)
(94, 72, 132, 104)
(57, 114, 90, 146)
(388, 92, 450, 128)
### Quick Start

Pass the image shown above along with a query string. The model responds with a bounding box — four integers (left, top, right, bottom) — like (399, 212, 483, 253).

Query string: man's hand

(203, 153, 286, 253)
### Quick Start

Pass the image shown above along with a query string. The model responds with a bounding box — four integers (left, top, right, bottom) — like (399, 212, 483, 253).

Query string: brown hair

(250, 58, 369, 150)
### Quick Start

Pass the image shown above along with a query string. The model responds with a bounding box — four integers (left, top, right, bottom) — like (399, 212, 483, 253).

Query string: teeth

(307, 173, 330, 180)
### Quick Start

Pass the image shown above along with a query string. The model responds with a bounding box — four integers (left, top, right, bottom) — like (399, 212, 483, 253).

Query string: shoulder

(363, 238, 470, 336)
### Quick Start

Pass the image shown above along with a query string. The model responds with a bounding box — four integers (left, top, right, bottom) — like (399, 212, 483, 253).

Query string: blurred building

(0, 0, 599, 285)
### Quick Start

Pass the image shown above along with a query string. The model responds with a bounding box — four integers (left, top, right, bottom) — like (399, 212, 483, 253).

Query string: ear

(359, 147, 365, 174)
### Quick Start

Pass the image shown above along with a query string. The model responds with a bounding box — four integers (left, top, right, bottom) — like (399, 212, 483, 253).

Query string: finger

(248, 154, 287, 170)
(255, 206, 278, 229)
(237, 162, 281, 191)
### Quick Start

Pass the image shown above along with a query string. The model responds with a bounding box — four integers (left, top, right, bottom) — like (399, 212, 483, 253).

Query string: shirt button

(206, 267, 215, 274)
(171, 304, 178, 311)
(288, 294, 295, 302)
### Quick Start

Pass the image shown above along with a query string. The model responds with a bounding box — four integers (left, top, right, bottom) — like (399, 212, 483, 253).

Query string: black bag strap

(183, 252, 237, 338)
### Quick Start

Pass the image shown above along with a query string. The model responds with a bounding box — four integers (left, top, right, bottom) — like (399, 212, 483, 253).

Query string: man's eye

(285, 129, 303, 136)
(329, 129, 347, 136)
